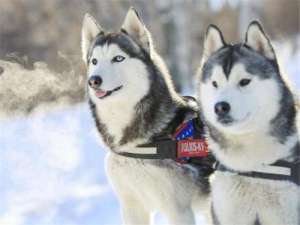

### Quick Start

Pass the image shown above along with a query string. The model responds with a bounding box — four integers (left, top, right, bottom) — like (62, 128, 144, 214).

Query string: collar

(215, 160, 300, 185)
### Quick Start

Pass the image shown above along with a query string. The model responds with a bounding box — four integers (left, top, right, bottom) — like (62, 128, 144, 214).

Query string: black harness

(117, 96, 215, 176)
(215, 159, 300, 186)
(118, 117, 205, 159)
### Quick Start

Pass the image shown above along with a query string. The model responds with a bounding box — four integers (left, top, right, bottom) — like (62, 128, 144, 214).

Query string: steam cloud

(0, 53, 86, 118)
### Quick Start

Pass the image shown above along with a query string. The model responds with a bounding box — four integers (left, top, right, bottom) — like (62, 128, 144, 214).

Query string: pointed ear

(202, 25, 226, 61)
(245, 21, 276, 60)
(121, 7, 152, 52)
(81, 14, 104, 63)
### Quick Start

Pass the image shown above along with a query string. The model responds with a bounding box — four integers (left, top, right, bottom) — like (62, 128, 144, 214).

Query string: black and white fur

(82, 8, 212, 225)
(197, 21, 300, 225)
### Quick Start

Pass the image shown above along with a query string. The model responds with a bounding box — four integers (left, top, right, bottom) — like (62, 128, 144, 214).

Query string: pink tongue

(95, 89, 107, 98)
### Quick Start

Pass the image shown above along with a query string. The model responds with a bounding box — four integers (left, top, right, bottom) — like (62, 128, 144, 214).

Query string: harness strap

(215, 160, 300, 185)
(118, 140, 177, 159)
(116, 96, 209, 161)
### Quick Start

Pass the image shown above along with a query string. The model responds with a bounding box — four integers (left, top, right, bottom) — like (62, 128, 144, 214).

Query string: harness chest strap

(118, 138, 209, 160)
(215, 160, 300, 186)
(116, 96, 213, 165)
(117, 100, 210, 161)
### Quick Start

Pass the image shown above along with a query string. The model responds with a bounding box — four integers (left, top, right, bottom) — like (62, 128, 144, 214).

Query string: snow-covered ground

(0, 105, 122, 225)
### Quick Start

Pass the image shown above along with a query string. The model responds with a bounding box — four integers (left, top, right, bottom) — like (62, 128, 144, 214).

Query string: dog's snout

(215, 101, 231, 116)
(88, 75, 102, 88)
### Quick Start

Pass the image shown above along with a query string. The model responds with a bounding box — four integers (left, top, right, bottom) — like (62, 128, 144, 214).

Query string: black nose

(88, 75, 102, 88)
(215, 101, 231, 117)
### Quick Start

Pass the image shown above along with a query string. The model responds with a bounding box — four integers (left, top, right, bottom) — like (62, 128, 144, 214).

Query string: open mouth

(93, 86, 123, 99)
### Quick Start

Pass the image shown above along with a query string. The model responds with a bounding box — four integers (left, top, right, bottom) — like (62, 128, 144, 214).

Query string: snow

(0, 105, 121, 225)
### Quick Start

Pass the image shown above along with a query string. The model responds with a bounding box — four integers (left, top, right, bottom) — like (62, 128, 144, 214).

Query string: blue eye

(112, 55, 125, 63)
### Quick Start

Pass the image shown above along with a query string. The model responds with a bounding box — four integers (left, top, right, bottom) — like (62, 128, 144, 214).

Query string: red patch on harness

(177, 139, 208, 158)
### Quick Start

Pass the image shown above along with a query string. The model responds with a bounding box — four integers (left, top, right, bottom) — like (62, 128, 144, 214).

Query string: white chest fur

(211, 172, 300, 225)
(208, 131, 298, 172)
(96, 99, 136, 144)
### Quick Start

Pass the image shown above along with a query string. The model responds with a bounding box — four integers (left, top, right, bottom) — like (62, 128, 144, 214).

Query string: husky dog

(81, 8, 213, 225)
(197, 21, 300, 225)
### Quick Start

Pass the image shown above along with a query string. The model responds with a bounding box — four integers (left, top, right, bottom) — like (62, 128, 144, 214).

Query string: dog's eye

(91, 58, 98, 65)
(239, 79, 251, 87)
(212, 81, 218, 88)
(112, 55, 125, 63)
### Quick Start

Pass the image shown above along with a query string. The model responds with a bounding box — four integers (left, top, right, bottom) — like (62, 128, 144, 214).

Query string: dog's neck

(208, 124, 299, 171)
(90, 84, 185, 151)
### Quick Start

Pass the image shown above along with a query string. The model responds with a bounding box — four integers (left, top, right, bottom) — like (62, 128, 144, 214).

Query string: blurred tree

(0, 0, 298, 115)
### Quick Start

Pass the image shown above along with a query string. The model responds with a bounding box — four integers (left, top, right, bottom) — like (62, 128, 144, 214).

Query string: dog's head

(81, 8, 155, 103)
(197, 21, 284, 134)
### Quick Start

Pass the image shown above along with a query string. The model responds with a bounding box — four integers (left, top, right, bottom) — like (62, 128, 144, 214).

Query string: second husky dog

(81, 8, 213, 225)
(197, 21, 300, 225)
